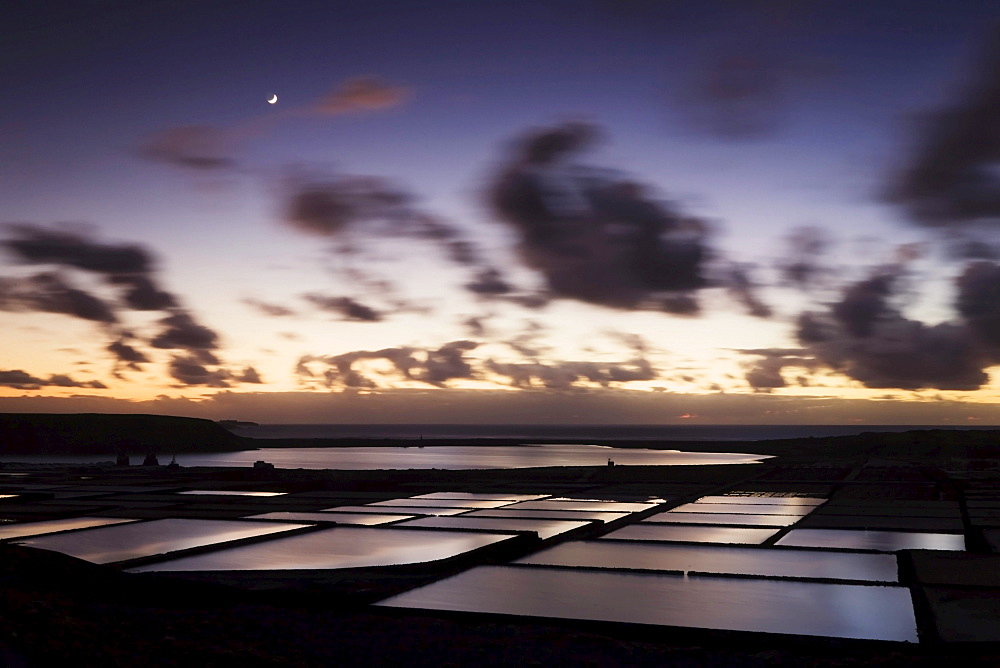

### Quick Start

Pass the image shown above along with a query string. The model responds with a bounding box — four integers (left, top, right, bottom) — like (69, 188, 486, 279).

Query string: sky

(3, 0, 1000, 424)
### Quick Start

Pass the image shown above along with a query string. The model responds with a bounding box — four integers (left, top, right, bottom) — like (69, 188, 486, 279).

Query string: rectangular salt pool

(602, 524, 779, 544)
(643, 512, 800, 527)
(776, 529, 966, 552)
(507, 500, 657, 513)
(0, 517, 135, 540)
(671, 502, 814, 516)
(412, 493, 549, 502)
(369, 498, 516, 509)
(178, 490, 286, 497)
(16, 518, 310, 564)
(128, 527, 518, 572)
(394, 517, 592, 540)
(324, 505, 471, 516)
(245, 511, 415, 525)
(695, 496, 826, 506)
(517, 541, 899, 582)
(463, 509, 630, 522)
(378, 566, 918, 642)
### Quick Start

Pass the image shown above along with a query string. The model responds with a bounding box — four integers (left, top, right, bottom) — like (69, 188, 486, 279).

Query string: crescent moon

(267, 94, 278, 104)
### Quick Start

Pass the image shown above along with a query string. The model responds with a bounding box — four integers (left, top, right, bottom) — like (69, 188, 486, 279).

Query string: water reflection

(465, 509, 630, 522)
(178, 490, 286, 497)
(396, 517, 592, 540)
(672, 502, 814, 516)
(16, 518, 309, 564)
(413, 493, 549, 501)
(506, 500, 657, 513)
(370, 498, 516, 509)
(166, 445, 769, 470)
(517, 541, 899, 582)
(324, 505, 471, 516)
(696, 496, 826, 507)
(643, 512, 799, 527)
(0, 516, 135, 540)
(602, 524, 778, 544)
(127, 527, 516, 572)
(378, 565, 918, 641)
(245, 511, 414, 525)
(777, 529, 966, 552)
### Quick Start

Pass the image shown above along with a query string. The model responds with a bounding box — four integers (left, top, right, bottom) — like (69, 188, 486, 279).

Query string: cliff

(0, 413, 248, 455)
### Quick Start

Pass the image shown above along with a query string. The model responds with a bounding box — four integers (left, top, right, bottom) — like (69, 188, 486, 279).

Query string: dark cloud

(462, 316, 488, 338)
(303, 294, 381, 322)
(465, 268, 512, 296)
(284, 175, 411, 237)
(1, 224, 178, 315)
(109, 274, 177, 310)
(298, 347, 420, 389)
(1, 273, 118, 323)
(830, 273, 894, 338)
(489, 123, 713, 310)
(0, 224, 238, 390)
(797, 272, 990, 390)
(238, 366, 263, 384)
(728, 264, 772, 317)
(167, 355, 230, 388)
(412, 216, 484, 266)
(3, 224, 151, 274)
(0, 369, 106, 390)
(780, 226, 831, 288)
(108, 339, 149, 365)
(889, 28, 1000, 226)
(47, 374, 107, 389)
(296, 342, 480, 389)
(956, 260, 1000, 349)
(295, 340, 658, 389)
(486, 357, 656, 390)
(243, 298, 296, 317)
(739, 348, 816, 392)
(150, 311, 221, 363)
(423, 340, 478, 386)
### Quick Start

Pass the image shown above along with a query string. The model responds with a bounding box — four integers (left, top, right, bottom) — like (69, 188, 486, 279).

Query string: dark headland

(3, 413, 1000, 665)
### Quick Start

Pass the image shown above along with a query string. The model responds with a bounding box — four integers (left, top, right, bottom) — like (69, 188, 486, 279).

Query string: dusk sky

(4, 0, 1000, 424)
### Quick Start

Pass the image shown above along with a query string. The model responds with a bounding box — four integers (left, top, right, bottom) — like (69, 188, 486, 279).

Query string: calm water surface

(128, 526, 517, 572)
(379, 565, 919, 641)
(517, 541, 900, 582)
(1, 444, 768, 470)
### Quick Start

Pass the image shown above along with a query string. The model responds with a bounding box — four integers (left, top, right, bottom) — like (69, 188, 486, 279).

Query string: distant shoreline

(239, 427, 1000, 458)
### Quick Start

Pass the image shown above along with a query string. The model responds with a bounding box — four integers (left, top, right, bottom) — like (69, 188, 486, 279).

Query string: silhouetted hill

(0, 413, 247, 455)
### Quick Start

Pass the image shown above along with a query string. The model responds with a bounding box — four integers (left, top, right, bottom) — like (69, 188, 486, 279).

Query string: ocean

(235, 423, 1000, 442)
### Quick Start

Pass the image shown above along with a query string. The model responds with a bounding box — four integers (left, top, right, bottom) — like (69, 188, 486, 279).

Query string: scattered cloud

(303, 294, 381, 322)
(796, 268, 991, 390)
(313, 77, 409, 116)
(243, 298, 296, 317)
(0, 369, 106, 390)
(488, 123, 715, 310)
(167, 355, 231, 388)
(0, 272, 118, 323)
(889, 28, 1000, 227)
(149, 311, 222, 363)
